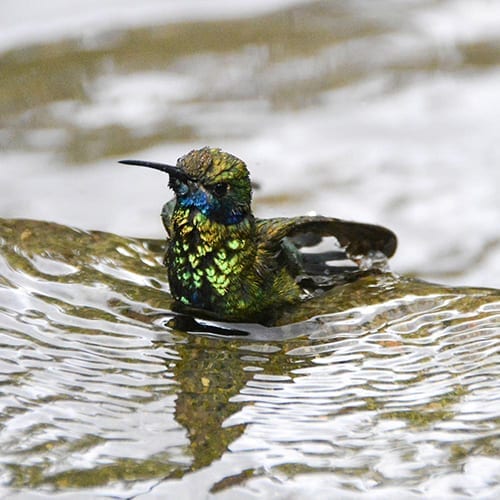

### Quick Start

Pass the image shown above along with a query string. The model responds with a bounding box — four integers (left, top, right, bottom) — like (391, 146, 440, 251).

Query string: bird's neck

(173, 207, 254, 242)
(177, 195, 247, 225)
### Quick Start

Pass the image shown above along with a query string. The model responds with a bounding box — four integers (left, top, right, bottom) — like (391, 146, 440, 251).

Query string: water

(1, 1, 500, 498)
(1, 0, 499, 287)
(0, 218, 499, 499)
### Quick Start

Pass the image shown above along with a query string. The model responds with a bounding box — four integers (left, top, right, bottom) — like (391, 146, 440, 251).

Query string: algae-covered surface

(0, 218, 499, 498)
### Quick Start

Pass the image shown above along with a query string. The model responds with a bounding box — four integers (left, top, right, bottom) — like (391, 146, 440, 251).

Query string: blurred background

(1, 0, 499, 287)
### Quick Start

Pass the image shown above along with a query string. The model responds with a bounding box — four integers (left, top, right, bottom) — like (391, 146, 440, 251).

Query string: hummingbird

(120, 147, 397, 322)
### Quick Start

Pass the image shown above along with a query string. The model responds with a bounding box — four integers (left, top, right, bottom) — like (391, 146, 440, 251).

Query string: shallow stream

(1, 1, 499, 498)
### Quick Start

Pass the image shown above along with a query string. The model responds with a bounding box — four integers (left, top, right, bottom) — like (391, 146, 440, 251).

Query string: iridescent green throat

(165, 206, 297, 321)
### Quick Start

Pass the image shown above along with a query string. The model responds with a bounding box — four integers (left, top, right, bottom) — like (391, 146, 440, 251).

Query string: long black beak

(118, 159, 194, 182)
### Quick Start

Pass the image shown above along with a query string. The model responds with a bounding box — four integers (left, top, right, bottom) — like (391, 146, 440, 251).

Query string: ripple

(0, 220, 499, 497)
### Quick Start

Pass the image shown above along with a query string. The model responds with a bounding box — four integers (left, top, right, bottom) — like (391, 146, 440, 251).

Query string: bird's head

(120, 147, 253, 224)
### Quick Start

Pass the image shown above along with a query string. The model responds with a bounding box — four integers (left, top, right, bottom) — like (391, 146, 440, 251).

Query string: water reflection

(0, 218, 499, 498)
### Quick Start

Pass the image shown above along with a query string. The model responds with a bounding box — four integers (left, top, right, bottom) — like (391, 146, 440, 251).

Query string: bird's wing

(160, 198, 176, 237)
(256, 216, 397, 261)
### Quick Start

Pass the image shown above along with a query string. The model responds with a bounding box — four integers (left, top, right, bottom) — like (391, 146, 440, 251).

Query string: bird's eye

(212, 182, 228, 197)
(169, 178, 189, 196)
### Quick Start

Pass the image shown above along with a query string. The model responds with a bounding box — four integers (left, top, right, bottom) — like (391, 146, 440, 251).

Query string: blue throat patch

(179, 191, 245, 225)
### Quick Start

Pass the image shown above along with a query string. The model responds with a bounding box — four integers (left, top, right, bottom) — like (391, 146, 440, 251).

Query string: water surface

(1, 1, 500, 498)
(0, 218, 499, 498)
(1, 0, 499, 286)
